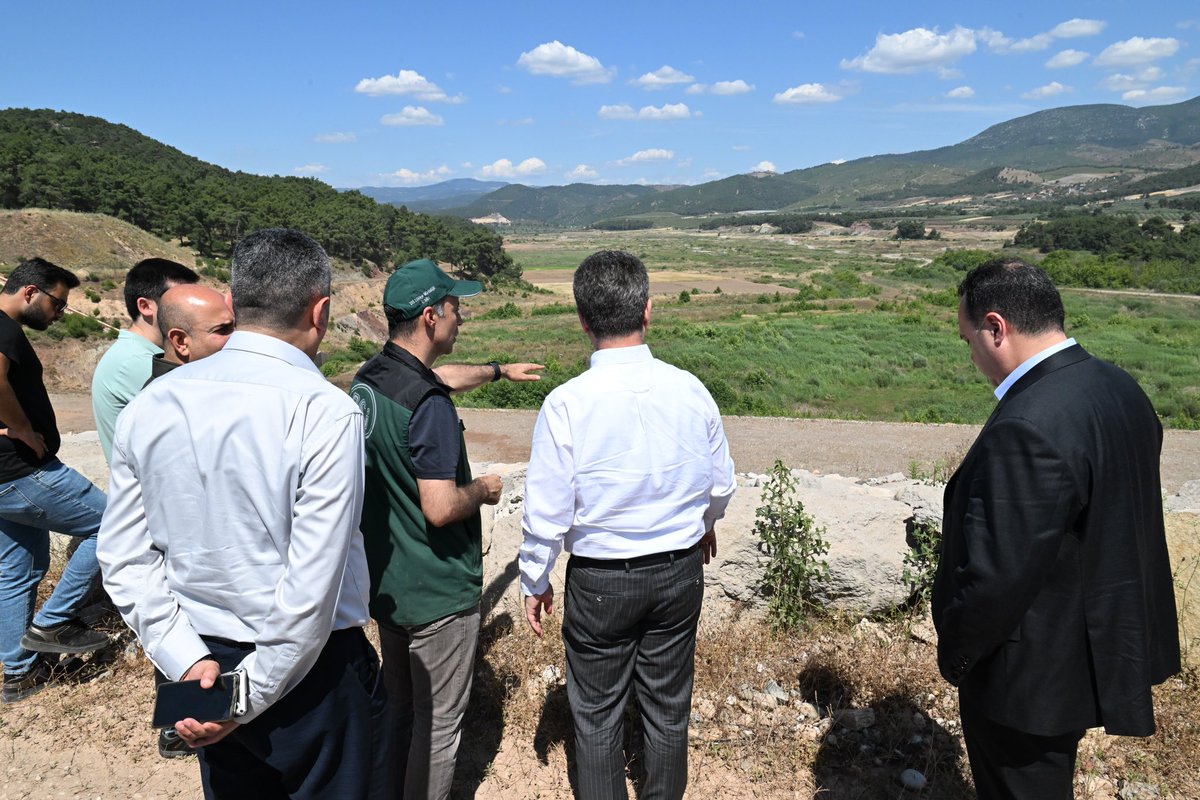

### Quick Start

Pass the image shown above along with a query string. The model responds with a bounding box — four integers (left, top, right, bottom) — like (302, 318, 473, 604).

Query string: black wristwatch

(488, 361, 502, 382)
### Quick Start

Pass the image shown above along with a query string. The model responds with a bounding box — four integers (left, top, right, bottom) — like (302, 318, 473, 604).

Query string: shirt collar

(222, 330, 322, 375)
(589, 343, 653, 368)
(994, 338, 1076, 400)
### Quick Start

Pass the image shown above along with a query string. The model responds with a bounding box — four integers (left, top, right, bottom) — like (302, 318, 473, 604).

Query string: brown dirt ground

(6, 400, 1199, 798)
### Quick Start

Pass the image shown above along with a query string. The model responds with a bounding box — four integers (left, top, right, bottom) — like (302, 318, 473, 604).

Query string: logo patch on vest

(349, 384, 378, 438)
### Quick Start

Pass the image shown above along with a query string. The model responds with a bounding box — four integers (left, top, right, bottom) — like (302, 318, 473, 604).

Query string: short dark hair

(4, 258, 80, 295)
(573, 250, 650, 341)
(124, 258, 199, 321)
(385, 300, 444, 340)
(958, 258, 1065, 335)
(231, 228, 331, 330)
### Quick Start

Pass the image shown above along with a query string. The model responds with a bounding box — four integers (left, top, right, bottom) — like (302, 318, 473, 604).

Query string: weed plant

(754, 460, 830, 630)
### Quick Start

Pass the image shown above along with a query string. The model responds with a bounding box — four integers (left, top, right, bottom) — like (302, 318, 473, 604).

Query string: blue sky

(4, 1, 1198, 189)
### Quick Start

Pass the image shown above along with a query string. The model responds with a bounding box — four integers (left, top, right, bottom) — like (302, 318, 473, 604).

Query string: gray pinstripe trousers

(563, 547, 704, 800)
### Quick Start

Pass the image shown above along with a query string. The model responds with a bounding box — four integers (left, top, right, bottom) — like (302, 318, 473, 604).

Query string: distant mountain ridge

(440, 95, 1200, 224)
(355, 179, 510, 211)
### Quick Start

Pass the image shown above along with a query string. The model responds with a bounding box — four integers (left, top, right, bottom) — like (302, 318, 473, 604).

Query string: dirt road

(51, 395, 1200, 491)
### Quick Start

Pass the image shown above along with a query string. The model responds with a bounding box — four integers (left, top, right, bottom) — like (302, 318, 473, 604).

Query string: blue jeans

(0, 459, 107, 675)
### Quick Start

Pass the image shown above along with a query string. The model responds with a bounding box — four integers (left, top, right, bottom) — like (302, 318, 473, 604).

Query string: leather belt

(570, 540, 702, 571)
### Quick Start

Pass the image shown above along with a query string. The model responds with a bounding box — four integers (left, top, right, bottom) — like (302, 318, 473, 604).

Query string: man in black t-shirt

(0, 258, 109, 705)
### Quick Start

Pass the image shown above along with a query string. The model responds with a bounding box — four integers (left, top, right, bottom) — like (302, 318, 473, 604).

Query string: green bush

(902, 522, 942, 609)
(478, 302, 523, 321)
(755, 460, 830, 630)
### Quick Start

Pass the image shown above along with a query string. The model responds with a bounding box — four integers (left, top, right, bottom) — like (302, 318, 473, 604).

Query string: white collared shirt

(519, 344, 736, 596)
(994, 338, 1077, 401)
(97, 331, 370, 723)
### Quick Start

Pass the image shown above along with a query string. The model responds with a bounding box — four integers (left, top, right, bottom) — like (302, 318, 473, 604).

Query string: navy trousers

(195, 628, 390, 800)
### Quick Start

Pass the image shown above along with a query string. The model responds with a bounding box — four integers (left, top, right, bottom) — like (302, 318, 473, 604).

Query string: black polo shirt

(0, 312, 59, 482)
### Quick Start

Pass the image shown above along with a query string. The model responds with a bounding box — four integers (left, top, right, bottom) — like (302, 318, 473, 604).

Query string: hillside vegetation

(443, 96, 1200, 224)
(0, 108, 517, 280)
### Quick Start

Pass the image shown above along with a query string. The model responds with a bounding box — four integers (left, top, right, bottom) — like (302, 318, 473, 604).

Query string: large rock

(1166, 479, 1200, 514)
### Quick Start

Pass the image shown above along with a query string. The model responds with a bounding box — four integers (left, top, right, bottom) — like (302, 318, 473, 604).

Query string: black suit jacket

(932, 344, 1180, 737)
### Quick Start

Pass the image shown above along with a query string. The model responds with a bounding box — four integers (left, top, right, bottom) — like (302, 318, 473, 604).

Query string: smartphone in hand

(152, 670, 246, 728)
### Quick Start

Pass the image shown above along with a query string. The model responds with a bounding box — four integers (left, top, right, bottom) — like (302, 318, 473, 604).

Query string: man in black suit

(932, 259, 1180, 799)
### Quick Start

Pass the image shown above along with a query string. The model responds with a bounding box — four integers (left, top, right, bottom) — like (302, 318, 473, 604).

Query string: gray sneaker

(20, 619, 109, 654)
(2, 657, 54, 704)
(158, 727, 195, 758)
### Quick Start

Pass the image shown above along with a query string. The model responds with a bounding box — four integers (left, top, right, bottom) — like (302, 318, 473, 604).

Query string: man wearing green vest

(351, 258, 541, 800)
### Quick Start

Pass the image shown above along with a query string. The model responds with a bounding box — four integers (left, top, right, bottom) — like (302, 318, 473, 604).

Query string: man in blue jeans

(0, 258, 109, 704)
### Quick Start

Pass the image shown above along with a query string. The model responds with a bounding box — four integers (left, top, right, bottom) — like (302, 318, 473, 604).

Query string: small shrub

(902, 522, 942, 609)
(478, 302, 522, 321)
(755, 460, 830, 630)
(678, 290, 691, 304)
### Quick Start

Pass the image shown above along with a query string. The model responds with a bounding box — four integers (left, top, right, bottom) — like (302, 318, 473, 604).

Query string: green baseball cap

(383, 258, 482, 320)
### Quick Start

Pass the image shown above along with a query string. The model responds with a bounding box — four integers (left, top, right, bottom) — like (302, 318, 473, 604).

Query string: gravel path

(51, 395, 1200, 493)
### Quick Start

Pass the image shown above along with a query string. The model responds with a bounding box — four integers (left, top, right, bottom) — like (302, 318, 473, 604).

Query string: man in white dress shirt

(98, 228, 387, 799)
(520, 249, 736, 800)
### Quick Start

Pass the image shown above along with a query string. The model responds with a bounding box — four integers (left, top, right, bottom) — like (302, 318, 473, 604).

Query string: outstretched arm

(434, 362, 545, 394)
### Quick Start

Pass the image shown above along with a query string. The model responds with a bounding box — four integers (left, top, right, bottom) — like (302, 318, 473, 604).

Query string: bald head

(158, 284, 236, 364)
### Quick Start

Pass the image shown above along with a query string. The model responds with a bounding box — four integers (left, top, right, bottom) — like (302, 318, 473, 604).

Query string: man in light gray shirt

(98, 229, 386, 798)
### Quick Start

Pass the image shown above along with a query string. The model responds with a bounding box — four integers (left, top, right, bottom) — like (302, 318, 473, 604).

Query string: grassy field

(412, 226, 1200, 429)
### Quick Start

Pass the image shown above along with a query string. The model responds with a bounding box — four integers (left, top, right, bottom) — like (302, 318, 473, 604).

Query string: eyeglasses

(37, 287, 68, 312)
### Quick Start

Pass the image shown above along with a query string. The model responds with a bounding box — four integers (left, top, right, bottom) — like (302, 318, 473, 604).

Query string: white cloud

(385, 165, 452, 185)
(686, 83, 706, 94)
(598, 104, 636, 120)
(380, 106, 444, 126)
(1050, 18, 1107, 38)
(1100, 66, 1168, 92)
(632, 65, 695, 89)
(1047, 49, 1089, 68)
(599, 103, 693, 120)
(355, 70, 461, 103)
(314, 132, 356, 143)
(479, 157, 547, 178)
(937, 67, 964, 79)
(711, 79, 755, 95)
(842, 26, 976, 73)
(946, 85, 975, 98)
(615, 148, 675, 166)
(293, 164, 328, 174)
(793, 31, 806, 40)
(753, 161, 777, 173)
(566, 164, 598, 180)
(498, 117, 536, 126)
(981, 19, 1106, 55)
(1095, 37, 1180, 67)
(517, 41, 613, 84)
(774, 83, 842, 104)
(1022, 81, 1072, 99)
(732, 144, 752, 151)
(830, 158, 848, 165)
(639, 102, 693, 119)
(1123, 86, 1188, 103)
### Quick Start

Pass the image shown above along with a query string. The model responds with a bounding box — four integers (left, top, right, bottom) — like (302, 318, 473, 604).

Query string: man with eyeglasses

(0, 258, 110, 704)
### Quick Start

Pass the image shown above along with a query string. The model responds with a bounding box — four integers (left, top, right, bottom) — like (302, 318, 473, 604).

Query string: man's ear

(577, 311, 592, 336)
(643, 299, 652, 329)
(982, 311, 1006, 347)
(167, 328, 189, 360)
(136, 296, 156, 322)
(311, 296, 331, 335)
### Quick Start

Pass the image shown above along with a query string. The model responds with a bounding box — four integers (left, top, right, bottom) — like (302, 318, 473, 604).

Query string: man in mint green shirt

(91, 259, 198, 462)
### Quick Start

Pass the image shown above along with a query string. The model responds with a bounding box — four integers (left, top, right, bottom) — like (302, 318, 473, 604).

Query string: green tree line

(1013, 212, 1200, 293)
(0, 108, 519, 281)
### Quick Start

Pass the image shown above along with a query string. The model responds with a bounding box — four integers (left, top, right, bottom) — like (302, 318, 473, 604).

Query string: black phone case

(152, 675, 236, 728)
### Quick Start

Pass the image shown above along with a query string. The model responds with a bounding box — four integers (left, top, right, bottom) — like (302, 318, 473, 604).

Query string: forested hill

(0, 108, 517, 280)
